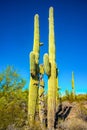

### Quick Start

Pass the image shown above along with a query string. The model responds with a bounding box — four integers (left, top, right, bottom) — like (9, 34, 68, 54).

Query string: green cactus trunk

(56, 68, 59, 109)
(28, 14, 40, 126)
(72, 71, 75, 99)
(44, 7, 57, 130)
(39, 65, 45, 129)
(48, 7, 57, 130)
(48, 63, 56, 130)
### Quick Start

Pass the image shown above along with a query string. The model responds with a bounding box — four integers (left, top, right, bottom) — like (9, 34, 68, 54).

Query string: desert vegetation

(0, 66, 87, 130)
(0, 7, 87, 130)
(0, 66, 28, 130)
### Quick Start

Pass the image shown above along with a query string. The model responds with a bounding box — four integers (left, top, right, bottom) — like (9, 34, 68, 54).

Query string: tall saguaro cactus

(72, 71, 75, 99)
(44, 7, 57, 130)
(28, 14, 40, 126)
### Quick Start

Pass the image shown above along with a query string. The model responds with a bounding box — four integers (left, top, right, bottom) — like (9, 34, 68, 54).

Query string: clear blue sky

(0, 0, 87, 94)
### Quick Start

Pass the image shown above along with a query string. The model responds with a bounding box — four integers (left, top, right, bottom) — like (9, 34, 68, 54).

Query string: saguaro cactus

(44, 7, 57, 130)
(56, 68, 59, 108)
(28, 14, 40, 126)
(71, 71, 75, 99)
(39, 64, 46, 129)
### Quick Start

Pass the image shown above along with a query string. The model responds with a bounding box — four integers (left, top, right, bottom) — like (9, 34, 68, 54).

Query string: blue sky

(0, 0, 87, 94)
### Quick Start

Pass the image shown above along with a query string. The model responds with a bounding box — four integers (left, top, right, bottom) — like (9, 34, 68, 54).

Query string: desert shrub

(75, 94, 87, 102)
(70, 121, 87, 130)
(62, 90, 76, 102)
(0, 66, 28, 129)
(58, 119, 87, 130)
(78, 105, 87, 122)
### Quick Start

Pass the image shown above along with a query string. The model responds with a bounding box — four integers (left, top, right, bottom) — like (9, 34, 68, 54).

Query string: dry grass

(58, 118, 87, 130)
(56, 101, 87, 130)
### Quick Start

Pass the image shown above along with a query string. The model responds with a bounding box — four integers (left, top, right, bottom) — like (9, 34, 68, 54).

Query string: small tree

(0, 66, 28, 129)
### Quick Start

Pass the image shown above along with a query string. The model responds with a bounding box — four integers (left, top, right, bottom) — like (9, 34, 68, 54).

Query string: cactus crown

(49, 7, 55, 61)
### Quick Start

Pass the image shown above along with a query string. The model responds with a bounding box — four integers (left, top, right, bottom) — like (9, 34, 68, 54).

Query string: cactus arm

(30, 52, 36, 77)
(43, 54, 51, 76)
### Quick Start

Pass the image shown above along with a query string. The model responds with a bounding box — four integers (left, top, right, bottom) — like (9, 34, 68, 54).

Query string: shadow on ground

(54, 103, 72, 128)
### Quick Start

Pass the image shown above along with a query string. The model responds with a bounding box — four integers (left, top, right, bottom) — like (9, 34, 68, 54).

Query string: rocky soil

(6, 101, 87, 130)
(56, 101, 87, 130)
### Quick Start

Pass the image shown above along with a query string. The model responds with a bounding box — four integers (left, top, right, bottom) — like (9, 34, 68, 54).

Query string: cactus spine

(44, 7, 57, 130)
(72, 71, 75, 99)
(28, 14, 40, 126)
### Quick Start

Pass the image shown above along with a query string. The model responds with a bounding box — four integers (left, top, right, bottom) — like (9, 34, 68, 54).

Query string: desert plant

(0, 66, 27, 129)
(43, 7, 58, 130)
(28, 14, 40, 126)
(39, 64, 46, 129)
(71, 71, 75, 100)
(78, 104, 87, 122)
